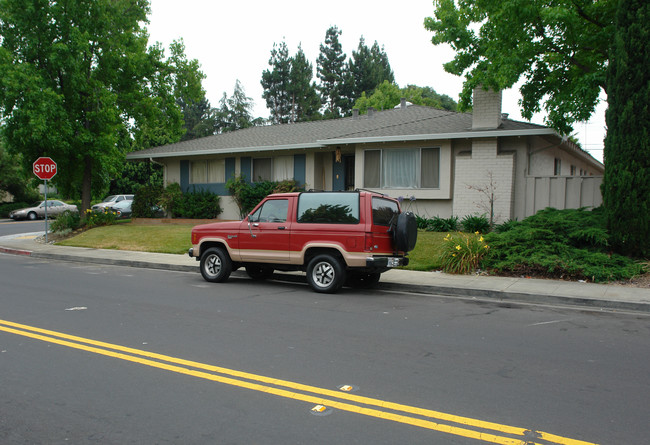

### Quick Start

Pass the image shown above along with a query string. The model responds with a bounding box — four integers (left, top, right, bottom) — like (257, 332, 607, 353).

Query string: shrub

(494, 218, 519, 233)
(439, 232, 490, 274)
(482, 207, 644, 282)
(226, 174, 302, 218)
(0, 202, 31, 218)
(174, 188, 222, 219)
(415, 215, 430, 229)
(133, 185, 163, 218)
(461, 214, 491, 233)
(159, 182, 183, 217)
(50, 210, 81, 232)
(82, 208, 117, 228)
(425, 215, 459, 232)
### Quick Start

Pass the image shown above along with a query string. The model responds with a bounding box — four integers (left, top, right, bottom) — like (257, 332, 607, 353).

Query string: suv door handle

(278, 226, 286, 230)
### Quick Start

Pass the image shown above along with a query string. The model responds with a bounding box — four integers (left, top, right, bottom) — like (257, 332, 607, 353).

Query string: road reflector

(338, 384, 359, 392)
(310, 404, 333, 416)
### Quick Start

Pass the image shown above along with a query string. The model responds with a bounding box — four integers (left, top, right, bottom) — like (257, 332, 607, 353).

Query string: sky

(146, 0, 606, 163)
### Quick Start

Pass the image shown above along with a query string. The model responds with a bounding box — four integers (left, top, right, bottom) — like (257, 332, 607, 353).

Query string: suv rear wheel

(200, 247, 232, 283)
(306, 254, 346, 293)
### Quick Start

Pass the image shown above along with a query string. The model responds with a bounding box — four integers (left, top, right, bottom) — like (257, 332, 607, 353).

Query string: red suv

(189, 190, 417, 293)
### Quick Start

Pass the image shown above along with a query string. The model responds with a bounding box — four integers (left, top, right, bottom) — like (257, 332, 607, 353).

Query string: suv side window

(250, 199, 288, 223)
(297, 192, 359, 224)
(372, 197, 399, 226)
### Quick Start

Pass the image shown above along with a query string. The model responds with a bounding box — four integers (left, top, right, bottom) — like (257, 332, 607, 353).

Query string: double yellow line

(0, 319, 597, 445)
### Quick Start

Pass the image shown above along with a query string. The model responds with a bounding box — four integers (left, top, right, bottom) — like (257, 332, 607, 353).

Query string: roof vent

(368, 107, 375, 118)
(352, 108, 359, 119)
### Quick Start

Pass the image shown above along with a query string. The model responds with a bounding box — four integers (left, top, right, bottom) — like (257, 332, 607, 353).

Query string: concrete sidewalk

(1, 232, 649, 314)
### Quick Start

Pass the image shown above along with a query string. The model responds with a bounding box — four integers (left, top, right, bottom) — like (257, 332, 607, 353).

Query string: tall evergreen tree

(216, 80, 258, 133)
(602, 0, 650, 257)
(316, 26, 347, 118)
(289, 45, 321, 122)
(261, 41, 292, 124)
(347, 37, 395, 101)
(180, 97, 216, 141)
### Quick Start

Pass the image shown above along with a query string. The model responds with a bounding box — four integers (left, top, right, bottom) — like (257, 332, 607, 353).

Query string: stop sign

(33, 157, 57, 180)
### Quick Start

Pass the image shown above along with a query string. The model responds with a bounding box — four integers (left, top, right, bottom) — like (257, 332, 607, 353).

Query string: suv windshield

(297, 192, 359, 224)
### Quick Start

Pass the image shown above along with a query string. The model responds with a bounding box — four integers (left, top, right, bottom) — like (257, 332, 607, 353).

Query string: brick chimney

(472, 87, 502, 130)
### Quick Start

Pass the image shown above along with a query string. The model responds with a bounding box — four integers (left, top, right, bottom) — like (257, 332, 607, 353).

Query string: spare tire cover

(394, 211, 418, 252)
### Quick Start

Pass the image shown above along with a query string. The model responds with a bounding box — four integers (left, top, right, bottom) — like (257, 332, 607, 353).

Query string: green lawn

(57, 223, 445, 271)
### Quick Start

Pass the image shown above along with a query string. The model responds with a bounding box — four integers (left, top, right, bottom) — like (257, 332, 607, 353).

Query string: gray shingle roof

(126, 105, 551, 159)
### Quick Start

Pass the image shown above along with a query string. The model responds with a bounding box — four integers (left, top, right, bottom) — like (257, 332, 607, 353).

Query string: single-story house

(126, 88, 604, 222)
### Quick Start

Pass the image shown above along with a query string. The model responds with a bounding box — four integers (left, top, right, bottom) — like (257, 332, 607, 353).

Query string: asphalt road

(0, 219, 46, 237)
(1, 253, 649, 444)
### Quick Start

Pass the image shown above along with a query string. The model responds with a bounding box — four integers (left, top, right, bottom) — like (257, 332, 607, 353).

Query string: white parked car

(91, 194, 134, 212)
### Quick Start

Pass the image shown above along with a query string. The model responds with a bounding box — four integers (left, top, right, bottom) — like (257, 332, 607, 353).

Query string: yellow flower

(484, 245, 489, 249)
(455, 245, 462, 250)
(452, 253, 456, 257)
(479, 236, 484, 242)
(475, 231, 480, 235)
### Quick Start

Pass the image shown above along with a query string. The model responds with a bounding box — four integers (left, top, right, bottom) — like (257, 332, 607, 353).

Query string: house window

(253, 158, 272, 182)
(570, 165, 577, 176)
(208, 159, 225, 183)
(554, 158, 562, 175)
(190, 161, 207, 184)
(363, 147, 440, 189)
(190, 160, 225, 184)
(274, 155, 293, 181)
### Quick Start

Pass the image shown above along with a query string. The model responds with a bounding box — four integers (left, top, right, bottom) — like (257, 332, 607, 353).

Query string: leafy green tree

(402, 85, 457, 111)
(317, 26, 348, 118)
(216, 80, 260, 133)
(353, 82, 458, 113)
(108, 161, 163, 196)
(601, 0, 649, 257)
(0, 141, 38, 202)
(354, 81, 402, 113)
(348, 37, 395, 100)
(167, 39, 215, 142)
(129, 41, 185, 151)
(0, 0, 183, 211)
(261, 41, 293, 124)
(424, 0, 615, 134)
(289, 45, 321, 122)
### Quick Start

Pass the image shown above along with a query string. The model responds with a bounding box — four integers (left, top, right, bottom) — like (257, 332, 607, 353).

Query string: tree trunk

(81, 156, 92, 212)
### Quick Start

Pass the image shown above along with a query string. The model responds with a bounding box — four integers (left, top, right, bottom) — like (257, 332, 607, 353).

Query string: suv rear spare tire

(394, 211, 418, 252)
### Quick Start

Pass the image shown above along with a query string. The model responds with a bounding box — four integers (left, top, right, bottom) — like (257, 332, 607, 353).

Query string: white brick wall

(453, 139, 515, 223)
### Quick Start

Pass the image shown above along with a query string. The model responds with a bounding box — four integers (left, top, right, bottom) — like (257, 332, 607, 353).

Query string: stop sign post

(33, 157, 57, 242)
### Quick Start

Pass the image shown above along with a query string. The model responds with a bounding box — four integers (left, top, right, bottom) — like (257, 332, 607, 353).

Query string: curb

(0, 246, 32, 256)
(3, 245, 649, 314)
(377, 282, 650, 314)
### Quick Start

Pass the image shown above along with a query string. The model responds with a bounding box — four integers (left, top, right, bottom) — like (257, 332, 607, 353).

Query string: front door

(238, 198, 292, 263)
(344, 155, 355, 190)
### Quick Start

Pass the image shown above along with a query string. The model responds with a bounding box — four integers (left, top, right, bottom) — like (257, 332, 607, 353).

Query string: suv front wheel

(200, 247, 232, 283)
(306, 254, 346, 293)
